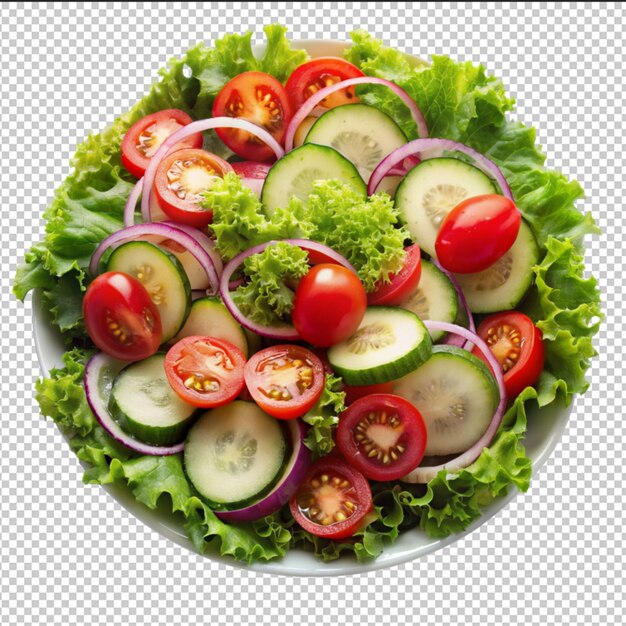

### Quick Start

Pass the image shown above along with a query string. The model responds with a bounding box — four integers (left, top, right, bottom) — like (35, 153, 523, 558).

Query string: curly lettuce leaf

(301, 374, 346, 459)
(232, 242, 310, 326)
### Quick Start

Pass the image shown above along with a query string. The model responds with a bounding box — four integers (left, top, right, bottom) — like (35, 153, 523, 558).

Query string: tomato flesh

(165, 336, 246, 408)
(121, 109, 203, 179)
(337, 394, 427, 481)
(292, 264, 367, 347)
(367, 244, 422, 306)
(290, 457, 372, 539)
(343, 382, 394, 405)
(83, 272, 162, 361)
(154, 148, 233, 228)
(285, 57, 365, 110)
(435, 194, 521, 274)
(473, 311, 545, 399)
(212, 71, 293, 161)
(244, 345, 324, 419)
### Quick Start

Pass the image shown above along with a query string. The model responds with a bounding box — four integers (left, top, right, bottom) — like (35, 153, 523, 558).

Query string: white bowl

(31, 39, 573, 576)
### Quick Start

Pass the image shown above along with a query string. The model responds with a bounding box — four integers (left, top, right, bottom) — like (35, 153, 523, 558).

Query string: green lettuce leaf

(301, 374, 346, 459)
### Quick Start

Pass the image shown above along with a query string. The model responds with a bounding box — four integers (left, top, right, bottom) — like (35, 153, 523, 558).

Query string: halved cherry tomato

(367, 244, 422, 306)
(165, 335, 246, 408)
(244, 345, 324, 419)
(120, 109, 203, 179)
(289, 457, 372, 539)
(83, 272, 162, 361)
(435, 194, 521, 274)
(154, 149, 233, 228)
(231, 161, 271, 179)
(343, 382, 394, 405)
(292, 264, 367, 347)
(285, 57, 365, 111)
(212, 71, 293, 161)
(472, 311, 545, 399)
(337, 394, 427, 481)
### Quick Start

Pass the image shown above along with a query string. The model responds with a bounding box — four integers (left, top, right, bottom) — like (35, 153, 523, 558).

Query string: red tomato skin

(231, 161, 271, 179)
(285, 57, 365, 110)
(435, 195, 521, 274)
(289, 457, 373, 540)
(292, 264, 367, 347)
(83, 272, 162, 361)
(244, 345, 325, 420)
(343, 382, 394, 405)
(120, 109, 203, 179)
(336, 394, 427, 481)
(367, 244, 422, 306)
(212, 71, 293, 162)
(165, 336, 246, 408)
(473, 311, 545, 399)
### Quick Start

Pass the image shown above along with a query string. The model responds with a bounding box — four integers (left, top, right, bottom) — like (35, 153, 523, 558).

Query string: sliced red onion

(89, 223, 220, 294)
(123, 178, 143, 227)
(367, 138, 513, 198)
(401, 321, 507, 484)
(215, 419, 310, 522)
(84, 353, 184, 456)
(284, 77, 429, 151)
(140, 117, 285, 222)
(387, 155, 421, 177)
(162, 222, 223, 277)
(219, 239, 357, 339)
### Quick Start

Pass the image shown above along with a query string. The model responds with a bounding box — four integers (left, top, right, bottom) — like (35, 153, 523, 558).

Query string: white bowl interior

(31, 39, 572, 576)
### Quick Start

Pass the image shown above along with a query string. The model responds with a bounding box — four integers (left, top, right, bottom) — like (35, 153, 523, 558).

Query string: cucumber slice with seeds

(184, 401, 287, 508)
(109, 354, 198, 446)
(395, 158, 497, 257)
(261, 143, 366, 212)
(398, 260, 458, 342)
(393, 345, 499, 456)
(304, 103, 407, 182)
(106, 241, 191, 342)
(328, 307, 432, 385)
(171, 297, 248, 357)
(454, 220, 539, 313)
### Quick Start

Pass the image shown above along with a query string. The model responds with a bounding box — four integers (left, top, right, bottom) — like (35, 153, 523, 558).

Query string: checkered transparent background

(0, 2, 622, 624)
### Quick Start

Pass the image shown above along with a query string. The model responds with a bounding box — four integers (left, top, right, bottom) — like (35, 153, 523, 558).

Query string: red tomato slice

(212, 71, 293, 161)
(292, 264, 367, 347)
(231, 161, 271, 179)
(83, 272, 162, 361)
(343, 382, 394, 405)
(244, 345, 324, 420)
(473, 311, 545, 399)
(337, 394, 427, 481)
(435, 194, 521, 274)
(285, 57, 365, 110)
(154, 149, 233, 228)
(367, 244, 422, 306)
(289, 457, 372, 539)
(120, 109, 203, 179)
(165, 336, 246, 408)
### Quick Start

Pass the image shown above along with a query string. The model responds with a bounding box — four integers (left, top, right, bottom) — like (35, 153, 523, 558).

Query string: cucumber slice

(109, 354, 198, 446)
(327, 307, 432, 385)
(172, 297, 248, 357)
(184, 401, 287, 508)
(455, 220, 539, 313)
(393, 345, 499, 456)
(304, 103, 407, 182)
(395, 158, 497, 256)
(106, 241, 191, 342)
(398, 260, 458, 342)
(261, 143, 366, 212)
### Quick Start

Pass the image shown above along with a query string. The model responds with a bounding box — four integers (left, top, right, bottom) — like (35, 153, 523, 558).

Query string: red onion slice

(367, 138, 513, 198)
(140, 117, 285, 222)
(123, 178, 143, 227)
(215, 419, 310, 522)
(401, 321, 507, 484)
(284, 77, 429, 151)
(219, 239, 357, 339)
(89, 222, 220, 294)
(161, 222, 224, 277)
(84, 353, 185, 456)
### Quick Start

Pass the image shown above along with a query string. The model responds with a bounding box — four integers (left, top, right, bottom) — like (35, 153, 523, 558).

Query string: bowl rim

(30, 36, 573, 576)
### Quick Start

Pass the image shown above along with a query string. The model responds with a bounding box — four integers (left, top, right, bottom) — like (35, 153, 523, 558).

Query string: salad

(14, 25, 601, 564)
